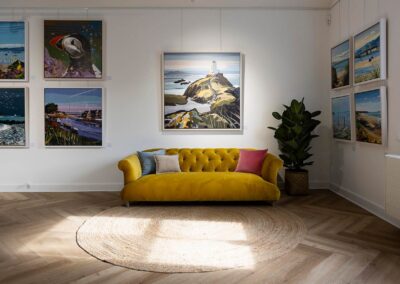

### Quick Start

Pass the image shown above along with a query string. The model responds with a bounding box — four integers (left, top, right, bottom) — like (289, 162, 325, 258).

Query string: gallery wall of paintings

(0, 20, 104, 148)
(330, 18, 387, 146)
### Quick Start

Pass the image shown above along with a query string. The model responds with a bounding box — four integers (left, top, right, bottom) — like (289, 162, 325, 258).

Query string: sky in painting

(332, 95, 350, 113)
(355, 89, 381, 113)
(332, 40, 349, 63)
(164, 53, 240, 74)
(45, 88, 102, 113)
(355, 22, 380, 50)
(0, 22, 25, 48)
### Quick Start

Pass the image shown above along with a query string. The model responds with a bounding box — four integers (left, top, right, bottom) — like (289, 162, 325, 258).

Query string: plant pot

(284, 169, 309, 195)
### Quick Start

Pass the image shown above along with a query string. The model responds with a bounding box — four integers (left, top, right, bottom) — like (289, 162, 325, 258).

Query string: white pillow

(154, 155, 181, 174)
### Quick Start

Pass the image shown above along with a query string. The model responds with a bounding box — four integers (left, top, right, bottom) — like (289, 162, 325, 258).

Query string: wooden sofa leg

(125, 201, 130, 208)
(269, 201, 276, 207)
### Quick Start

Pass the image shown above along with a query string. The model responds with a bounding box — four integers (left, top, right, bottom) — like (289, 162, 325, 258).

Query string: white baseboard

(330, 182, 400, 229)
(310, 180, 330, 189)
(0, 183, 122, 192)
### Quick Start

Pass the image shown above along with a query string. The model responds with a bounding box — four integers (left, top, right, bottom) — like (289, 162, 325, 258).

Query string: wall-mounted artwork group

(331, 18, 386, 89)
(331, 87, 386, 145)
(163, 52, 242, 130)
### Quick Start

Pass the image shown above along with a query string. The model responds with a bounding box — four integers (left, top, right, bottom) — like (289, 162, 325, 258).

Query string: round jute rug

(76, 206, 306, 273)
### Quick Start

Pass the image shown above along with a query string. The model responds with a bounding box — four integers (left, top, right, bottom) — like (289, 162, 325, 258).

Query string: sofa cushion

(155, 155, 181, 174)
(235, 149, 268, 175)
(137, 149, 165, 175)
(121, 172, 280, 202)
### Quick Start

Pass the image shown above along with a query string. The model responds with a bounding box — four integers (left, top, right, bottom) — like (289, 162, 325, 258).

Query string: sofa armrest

(261, 153, 283, 185)
(118, 154, 142, 185)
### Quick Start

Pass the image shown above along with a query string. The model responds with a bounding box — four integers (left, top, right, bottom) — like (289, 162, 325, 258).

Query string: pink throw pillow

(235, 149, 268, 175)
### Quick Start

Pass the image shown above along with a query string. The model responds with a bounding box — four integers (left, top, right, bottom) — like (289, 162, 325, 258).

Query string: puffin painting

(49, 33, 101, 78)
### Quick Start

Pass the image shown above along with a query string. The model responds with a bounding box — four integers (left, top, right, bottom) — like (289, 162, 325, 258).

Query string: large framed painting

(354, 19, 386, 85)
(331, 94, 352, 141)
(44, 20, 103, 79)
(331, 39, 350, 89)
(354, 87, 387, 145)
(0, 21, 27, 81)
(44, 88, 103, 147)
(0, 88, 28, 147)
(162, 52, 242, 130)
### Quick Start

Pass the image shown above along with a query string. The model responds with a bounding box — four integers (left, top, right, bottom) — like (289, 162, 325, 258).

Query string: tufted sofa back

(164, 148, 240, 172)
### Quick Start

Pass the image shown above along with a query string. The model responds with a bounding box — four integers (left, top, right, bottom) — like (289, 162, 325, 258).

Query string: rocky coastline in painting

(165, 73, 240, 129)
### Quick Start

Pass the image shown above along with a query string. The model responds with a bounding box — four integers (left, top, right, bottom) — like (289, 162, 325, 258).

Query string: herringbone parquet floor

(0, 190, 399, 284)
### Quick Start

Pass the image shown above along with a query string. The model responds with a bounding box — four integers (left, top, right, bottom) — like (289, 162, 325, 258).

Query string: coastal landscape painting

(0, 21, 26, 80)
(163, 52, 242, 130)
(355, 88, 386, 145)
(0, 88, 27, 147)
(331, 95, 352, 141)
(354, 19, 386, 84)
(44, 88, 103, 147)
(331, 39, 350, 89)
(44, 20, 102, 79)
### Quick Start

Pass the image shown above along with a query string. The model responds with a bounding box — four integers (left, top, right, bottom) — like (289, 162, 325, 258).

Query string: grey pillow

(154, 155, 181, 174)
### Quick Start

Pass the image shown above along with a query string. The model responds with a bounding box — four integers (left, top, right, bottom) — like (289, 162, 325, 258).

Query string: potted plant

(268, 98, 321, 195)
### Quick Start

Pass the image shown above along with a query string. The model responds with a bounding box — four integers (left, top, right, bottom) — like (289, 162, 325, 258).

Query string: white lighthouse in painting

(210, 60, 217, 75)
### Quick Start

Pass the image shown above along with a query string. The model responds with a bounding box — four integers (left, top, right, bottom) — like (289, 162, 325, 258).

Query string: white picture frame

(331, 38, 352, 90)
(354, 86, 387, 146)
(161, 52, 243, 132)
(0, 20, 28, 82)
(44, 87, 104, 148)
(0, 87, 29, 148)
(331, 92, 354, 142)
(353, 18, 387, 86)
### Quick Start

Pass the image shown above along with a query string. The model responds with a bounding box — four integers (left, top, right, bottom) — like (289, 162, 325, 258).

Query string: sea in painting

(163, 52, 241, 129)
(44, 88, 102, 146)
(0, 22, 25, 80)
(332, 96, 351, 140)
(44, 20, 102, 79)
(354, 22, 381, 84)
(355, 89, 382, 144)
(331, 40, 350, 89)
(0, 88, 26, 146)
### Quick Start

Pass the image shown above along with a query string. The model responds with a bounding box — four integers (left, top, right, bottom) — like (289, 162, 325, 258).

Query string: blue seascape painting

(0, 21, 25, 80)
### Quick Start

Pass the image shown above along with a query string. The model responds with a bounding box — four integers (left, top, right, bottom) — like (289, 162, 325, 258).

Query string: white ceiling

(0, 0, 332, 9)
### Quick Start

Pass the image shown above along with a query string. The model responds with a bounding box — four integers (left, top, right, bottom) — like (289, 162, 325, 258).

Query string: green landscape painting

(163, 52, 241, 130)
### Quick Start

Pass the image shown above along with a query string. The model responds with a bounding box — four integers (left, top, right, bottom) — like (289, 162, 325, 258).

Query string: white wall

(0, 7, 330, 191)
(329, 0, 400, 226)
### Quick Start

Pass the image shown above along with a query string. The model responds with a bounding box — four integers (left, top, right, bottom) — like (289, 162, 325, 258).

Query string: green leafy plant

(268, 98, 321, 171)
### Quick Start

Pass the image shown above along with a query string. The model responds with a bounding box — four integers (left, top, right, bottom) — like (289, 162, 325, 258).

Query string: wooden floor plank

(0, 189, 399, 283)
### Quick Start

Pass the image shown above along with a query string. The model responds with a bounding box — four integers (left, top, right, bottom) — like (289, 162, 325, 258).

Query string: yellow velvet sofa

(118, 148, 283, 205)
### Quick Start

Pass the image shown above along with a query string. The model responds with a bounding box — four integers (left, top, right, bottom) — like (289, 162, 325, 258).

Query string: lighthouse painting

(0, 21, 26, 81)
(162, 52, 242, 130)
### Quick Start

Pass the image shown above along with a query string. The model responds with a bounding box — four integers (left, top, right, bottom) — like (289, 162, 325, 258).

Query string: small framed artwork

(162, 52, 242, 131)
(354, 87, 387, 145)
(0, 88, 28, 147)
(353, 18, 386, 85)
(331, 94, 353, 141)
(0, 21, 28, 81)
(44, 20, 103, 79)
(44, 88, 104, 147)
(331, 39, 351, 89)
